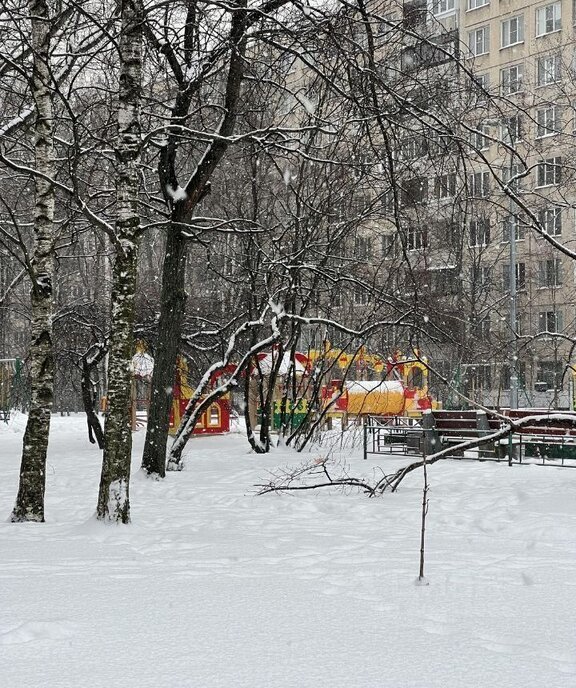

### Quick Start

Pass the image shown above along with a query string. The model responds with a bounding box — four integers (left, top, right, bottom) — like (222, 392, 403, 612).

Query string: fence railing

(363, 419, 576, 468)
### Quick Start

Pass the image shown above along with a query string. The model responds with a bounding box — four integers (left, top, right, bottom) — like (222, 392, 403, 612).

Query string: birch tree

(95, 0, 143, 522)
(10, 0, 55, 522)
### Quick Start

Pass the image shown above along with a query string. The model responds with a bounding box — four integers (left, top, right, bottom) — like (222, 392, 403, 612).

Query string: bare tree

(95, 0, 144, 523)
(10, 0, 55, 522)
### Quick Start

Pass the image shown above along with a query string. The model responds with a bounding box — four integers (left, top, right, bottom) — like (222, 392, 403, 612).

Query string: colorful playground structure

(127, 343, 435, 436)
(247, 347, 437, 429)
(320, 351, 436, 421)
(168, 356, 230, 435)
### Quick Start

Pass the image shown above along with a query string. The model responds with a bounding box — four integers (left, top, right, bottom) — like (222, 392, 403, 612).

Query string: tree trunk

(141, 223, 187, 477)
(96, 0, 143, 523)
(11, 0, 54, 523)
(81, 345, 106, 449)
(142, 3, 248, 475)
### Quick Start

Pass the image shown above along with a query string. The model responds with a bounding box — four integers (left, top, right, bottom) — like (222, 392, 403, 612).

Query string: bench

(421, 410, 501, 460)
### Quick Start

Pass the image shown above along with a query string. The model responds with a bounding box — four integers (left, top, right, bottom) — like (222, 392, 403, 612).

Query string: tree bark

(81, 344, 106, 449)
(11, 0, 54, 523)
(142, 3, 248, 476)
(96, 0, 143, 523)
(141, 223, 187, 477)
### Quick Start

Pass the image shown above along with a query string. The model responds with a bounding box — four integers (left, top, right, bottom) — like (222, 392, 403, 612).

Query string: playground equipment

(321, 351, 436, 420)
(248, 347, 437, 430)
(168, 356, 230, 435)
(130, 347, 154, 430)
(0, 358, 23, 422)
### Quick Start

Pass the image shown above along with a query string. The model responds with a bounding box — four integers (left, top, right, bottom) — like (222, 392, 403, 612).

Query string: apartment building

(350, 0, 576, 408)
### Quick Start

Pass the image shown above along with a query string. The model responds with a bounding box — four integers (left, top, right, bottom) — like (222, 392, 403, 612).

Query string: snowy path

(1, 415, 575, 687)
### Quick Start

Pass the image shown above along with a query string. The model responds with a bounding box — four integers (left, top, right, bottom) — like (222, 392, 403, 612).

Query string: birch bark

(11, 0, 54, 523)
(96, 0, 143, 523)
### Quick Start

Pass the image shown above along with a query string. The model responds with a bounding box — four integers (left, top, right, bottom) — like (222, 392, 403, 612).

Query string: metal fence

(363, 418, 576, 468)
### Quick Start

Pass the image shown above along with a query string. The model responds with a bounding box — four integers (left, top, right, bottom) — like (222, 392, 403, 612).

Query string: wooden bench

(421, 410, 501, 460)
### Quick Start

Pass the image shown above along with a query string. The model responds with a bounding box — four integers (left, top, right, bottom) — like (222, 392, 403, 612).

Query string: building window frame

(469, 26, 490, 56)
(536, 157, 562, 187)
(500, 63, 524, 95)
(538, 309, 563, 334)
(468, 0, 489, 9)
(536, 104, 560, 138)
(501, 15, 524, 48)
(469, 217, 491, 247)
(535, 2, 562, 37)
(538, 206, 562, 236)
(538, 257, 562, 287)
(500, 115, 522, 143)
(537, 53, 562, 86)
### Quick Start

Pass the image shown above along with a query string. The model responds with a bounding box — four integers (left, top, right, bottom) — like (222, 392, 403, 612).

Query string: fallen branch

(256, 457, 376, 496)
(257, 413, 576, 497)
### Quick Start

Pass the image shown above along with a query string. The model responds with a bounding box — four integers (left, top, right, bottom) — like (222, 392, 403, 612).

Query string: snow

(256, 352, 306, 375)
(166, 184, 188, 201)
(131, 351, 154, 378)
(1, 414, 576, 687)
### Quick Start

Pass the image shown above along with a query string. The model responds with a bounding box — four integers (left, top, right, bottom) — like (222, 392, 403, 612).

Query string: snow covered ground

(1, 414, 575, 688)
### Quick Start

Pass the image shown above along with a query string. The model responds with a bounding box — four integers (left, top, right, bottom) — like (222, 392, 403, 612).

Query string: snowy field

(1, 414, 576, 688)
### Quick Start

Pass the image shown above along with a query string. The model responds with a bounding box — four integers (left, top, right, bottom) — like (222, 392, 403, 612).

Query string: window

(502, 215, 526, 242)
(536, 157, 562, 187)
(469, 26, 490, 56)
(536, 3, 561, 36)
(500, 115, 522, 143)
(402, 177, 428, 206)
(502, 262, 527, 291)
(466, 364, 492, 392)
(538, 310, 563, 333)
(472, 264, 492, 290)
(407, 226, 427, 250)
(536, 361, 564, 390)
(355, 236, 371, 260)
(428, 131, 457, 157)
(470, 124, 490, 150)
(433, 0, 455, 14)
(503, 164, 524, 192)
(538, 258, 562, 287)
(381, 234, 398, 258)
(431, 267, 459, 294)
(468, 170, 490, 197)
(208, 405, 221, 427)
(469, 0, 489, 9)
(501, 16, 524, 47)
(471, 73, 490, 103)
(537, 54, 561, 85)
(402, 136, 426, 160)
(382, 189, 395, 214)
(471, 316, 491, 340)
(538, 206, 562, 235)
(403, 0, 427, 28)
(350, 195, 370, 215)
(501, 64, 524, 94)
(469, 217, 490, 247)
(354, 286, 370, 305)
(536, 105, 560, 137)
(434, 173, 457, 198)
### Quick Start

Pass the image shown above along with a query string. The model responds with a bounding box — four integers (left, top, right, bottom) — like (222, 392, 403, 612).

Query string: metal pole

(509, 176, 519, 410)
